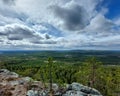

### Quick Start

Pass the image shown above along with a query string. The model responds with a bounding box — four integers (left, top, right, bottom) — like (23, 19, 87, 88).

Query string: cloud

(0, 24, 42, 39)
(0, 0, 28, 26)
(13, 0, 101, 32)
(86, 14, 115, 32)
(38, 23, 64, 37)
(2, 0, 16, 5)
(0, 0, 120, 50)
(114, 17, 120, 26)
(0, 23, 61, 50)
(50, 4, 89, 31)
(45, 34, 51, 39)
(31, 40, 57, 44)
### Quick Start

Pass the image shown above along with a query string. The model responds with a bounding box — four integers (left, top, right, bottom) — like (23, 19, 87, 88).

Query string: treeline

(0, 57, 120, 96)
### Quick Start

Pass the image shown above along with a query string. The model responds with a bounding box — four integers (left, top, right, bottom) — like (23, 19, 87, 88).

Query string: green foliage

(0, 51, 120, 96)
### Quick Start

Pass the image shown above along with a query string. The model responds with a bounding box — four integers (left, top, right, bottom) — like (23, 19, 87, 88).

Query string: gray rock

(52, 83, 59, 92)
(21, 77, 32, 82)
(0, 69, 19, 78)
(70, 82, 84, 91)
(27, 89, 39, 96)
(62, 90, 87, 96)
(0, 69, 10, 74)
(63, 82, 102, 96)
(80, 87, 102, 95)
(9, 80, 19, 85)
(8, 72, 19, 78)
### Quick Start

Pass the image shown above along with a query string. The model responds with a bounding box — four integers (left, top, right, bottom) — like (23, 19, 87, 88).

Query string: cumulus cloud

(0, 24, 42, 39)
(0, 0, 120, 50)
(84, 14, 115, 35)
(50, 4, 89, 31)
(0, 24, 59, 47)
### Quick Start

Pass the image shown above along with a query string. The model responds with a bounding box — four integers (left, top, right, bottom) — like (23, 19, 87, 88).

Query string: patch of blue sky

(105, 0, 120, 19)
(39, 23, 64, 37)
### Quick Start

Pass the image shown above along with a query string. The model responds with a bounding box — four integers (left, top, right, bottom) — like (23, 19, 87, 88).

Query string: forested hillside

(0, 51, 120, 96)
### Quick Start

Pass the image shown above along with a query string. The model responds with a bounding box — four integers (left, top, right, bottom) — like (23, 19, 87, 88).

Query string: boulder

(63, 82, 102, 96)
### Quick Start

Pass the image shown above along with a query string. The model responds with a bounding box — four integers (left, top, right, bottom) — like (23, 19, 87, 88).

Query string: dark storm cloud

(2, 0, 16, 5)
(51, 4, 89, 31)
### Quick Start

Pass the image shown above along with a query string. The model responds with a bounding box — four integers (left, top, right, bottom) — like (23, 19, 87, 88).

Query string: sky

(0, 0, 120, 50)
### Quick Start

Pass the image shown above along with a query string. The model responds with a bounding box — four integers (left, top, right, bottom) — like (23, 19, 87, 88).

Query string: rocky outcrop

(63, 82, 102, 96)
(0, 69, 102, 96)
(0, 69, 43, 96)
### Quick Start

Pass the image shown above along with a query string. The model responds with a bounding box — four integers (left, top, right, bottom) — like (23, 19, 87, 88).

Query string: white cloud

(85, 14, 115, 33)
(114, 17, 120, 26)
(0, 0, 120, 50)
(0, 24, 59, 48)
